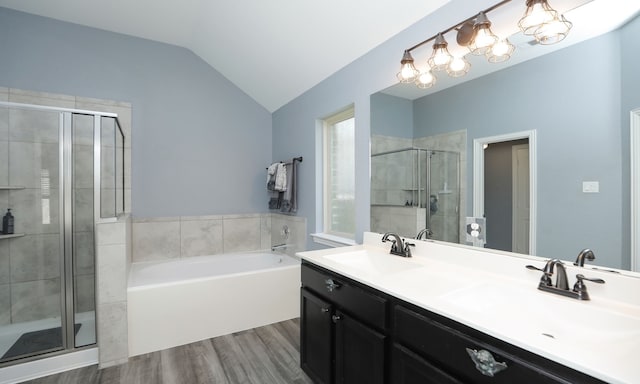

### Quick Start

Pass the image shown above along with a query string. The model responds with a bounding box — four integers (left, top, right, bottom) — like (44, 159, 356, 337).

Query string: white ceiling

(0, 0, 452, 112)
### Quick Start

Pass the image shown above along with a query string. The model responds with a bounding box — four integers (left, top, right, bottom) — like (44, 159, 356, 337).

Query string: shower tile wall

(0, 87, 132, 332)
(271, 214, 306, 257)
(0, 87, 63, 325)
(371, 135, 414, 206)
(413, 130, 466, 244)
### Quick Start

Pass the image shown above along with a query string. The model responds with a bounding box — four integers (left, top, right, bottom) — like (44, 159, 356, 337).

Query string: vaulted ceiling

(1, 1, 637, 112)
(0, 0, 451, 112)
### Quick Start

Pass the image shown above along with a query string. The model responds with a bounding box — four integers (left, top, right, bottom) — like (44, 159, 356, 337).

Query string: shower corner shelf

(0, 186, 26, 190)
(0, 233, 24, 240)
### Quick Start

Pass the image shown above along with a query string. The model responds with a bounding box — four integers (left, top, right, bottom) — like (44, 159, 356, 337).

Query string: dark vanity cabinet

(301, 261, 607, 384)
(300, 263, 387, 384)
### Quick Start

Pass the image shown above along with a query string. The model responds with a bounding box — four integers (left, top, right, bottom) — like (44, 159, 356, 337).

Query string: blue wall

(370, 93, 413, 139)
(0, 7, 272, 217)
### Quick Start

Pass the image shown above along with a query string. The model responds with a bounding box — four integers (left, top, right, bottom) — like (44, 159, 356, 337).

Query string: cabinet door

(334, 310, 385, 384)
(301, 288, 333, 384)
(391, 344, 463, 384)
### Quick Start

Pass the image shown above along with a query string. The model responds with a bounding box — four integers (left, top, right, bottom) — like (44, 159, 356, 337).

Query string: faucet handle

(404, 242, 415, 257)
(526, 264, 552, 286)
(573, 274, 605, 300)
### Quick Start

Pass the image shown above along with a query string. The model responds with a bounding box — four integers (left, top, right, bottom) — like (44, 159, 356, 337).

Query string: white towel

(267, 165, 276, 190)
(275, 163, 287, 191)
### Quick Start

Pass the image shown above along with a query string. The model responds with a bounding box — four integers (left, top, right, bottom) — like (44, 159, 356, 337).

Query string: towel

(280, 160, 298, 213)
(267, 163, 278, 191)
(275, 163, 287, 191)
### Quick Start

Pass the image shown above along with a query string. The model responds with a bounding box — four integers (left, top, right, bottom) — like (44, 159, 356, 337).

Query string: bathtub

(127, 251, 301, 356)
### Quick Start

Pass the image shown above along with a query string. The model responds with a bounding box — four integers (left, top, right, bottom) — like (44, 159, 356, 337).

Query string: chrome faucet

(381, 232, 414, 257)
(271, 243, 290, 252)
(543, 259, 569, 290)
(574, 248, 595, 267)
(526, 258, 605, 300)
(416, 228, 433, 240)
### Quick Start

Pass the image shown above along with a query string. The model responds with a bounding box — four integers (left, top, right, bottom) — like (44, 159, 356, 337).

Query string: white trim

(473, 130, 537, 255)
(310, 233, 357, 248)
(0, 348, 98, 384)
(631, 109, 640, 272)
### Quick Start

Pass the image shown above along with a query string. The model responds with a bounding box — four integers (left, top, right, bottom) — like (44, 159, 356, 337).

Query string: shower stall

(0, 101, 124, 364)
(371, 147, 460, 242)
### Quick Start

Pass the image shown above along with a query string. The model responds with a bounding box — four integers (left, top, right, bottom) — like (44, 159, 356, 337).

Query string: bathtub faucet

(271, 243, 290, 252)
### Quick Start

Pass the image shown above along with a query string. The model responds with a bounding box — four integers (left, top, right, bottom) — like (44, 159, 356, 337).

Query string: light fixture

(415, 68, 437, 89)
(396, 0, 573, 90)
(427, 33, 453, 71)
(447, 56, 471, 77)
(518, 0, 572, 44)
(534, 14, 572, 44)
(397, 50, 419, 83)
(518, 0, 558, 35)
(486, 38, 515, 63)
(468, 12, 498, 56)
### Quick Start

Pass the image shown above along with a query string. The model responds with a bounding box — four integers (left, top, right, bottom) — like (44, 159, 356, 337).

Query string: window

(321, 107, 355, 240)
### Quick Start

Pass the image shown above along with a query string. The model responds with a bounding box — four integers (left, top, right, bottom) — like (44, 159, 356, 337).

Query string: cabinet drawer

(301, 263, 387, 330)
(394, 305, 604, 384)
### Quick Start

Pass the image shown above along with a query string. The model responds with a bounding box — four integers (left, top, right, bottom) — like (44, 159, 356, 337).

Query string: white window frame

(312, 106, 356, 247)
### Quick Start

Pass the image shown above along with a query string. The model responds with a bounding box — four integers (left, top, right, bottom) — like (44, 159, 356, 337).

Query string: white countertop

(297, 232, 640, 384)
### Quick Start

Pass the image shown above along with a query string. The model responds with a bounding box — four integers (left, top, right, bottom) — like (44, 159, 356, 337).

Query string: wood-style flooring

(24, 319, 313, 384)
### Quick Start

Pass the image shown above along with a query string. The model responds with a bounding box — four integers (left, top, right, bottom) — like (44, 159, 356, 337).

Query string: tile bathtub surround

(132, 213, 307, 262)
(96, 216, 131, 368)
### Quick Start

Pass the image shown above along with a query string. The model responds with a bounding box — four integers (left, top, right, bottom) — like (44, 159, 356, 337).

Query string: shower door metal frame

(0, 101, 124, 365)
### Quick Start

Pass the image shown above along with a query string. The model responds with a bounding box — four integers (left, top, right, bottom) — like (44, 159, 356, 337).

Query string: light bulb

(397, 50, 418, 83)
(519, 0, 558, 35)
(428, 33, 452, 71)
(399, 63, 417, 81)
(415, 70, 436, 89)
(446, 56, 470, 78)
(473, 27, 497, 52)
(433, 48, 452, 67)
(486, 38, 515, 63)
(535, 14, 572, 45)
(469, 12, 497, 56)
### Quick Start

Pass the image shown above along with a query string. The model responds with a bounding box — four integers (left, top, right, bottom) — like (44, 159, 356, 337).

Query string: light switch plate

(583, 181, 599, 193)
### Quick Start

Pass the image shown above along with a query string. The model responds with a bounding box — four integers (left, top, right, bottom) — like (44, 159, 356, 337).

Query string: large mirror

(370, 1, 640, 271)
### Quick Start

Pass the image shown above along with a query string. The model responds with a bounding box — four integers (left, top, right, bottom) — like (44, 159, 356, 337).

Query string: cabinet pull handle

(320, 307, 329, 313)
(466, 348, 508, 377)
(332, 314, 342, 323)
(325, 278, 341, 292)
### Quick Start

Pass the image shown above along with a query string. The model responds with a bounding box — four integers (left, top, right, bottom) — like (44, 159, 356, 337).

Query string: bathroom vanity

(298, 233, 640, 384)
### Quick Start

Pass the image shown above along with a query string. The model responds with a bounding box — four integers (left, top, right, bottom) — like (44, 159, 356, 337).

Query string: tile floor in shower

(0, 311, 96, 361)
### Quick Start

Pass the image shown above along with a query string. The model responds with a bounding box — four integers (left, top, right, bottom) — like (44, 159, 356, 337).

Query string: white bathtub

(127, 251, 301, 356)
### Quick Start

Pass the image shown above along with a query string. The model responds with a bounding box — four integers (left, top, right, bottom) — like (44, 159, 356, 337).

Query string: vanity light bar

(398, 0, 571, 89)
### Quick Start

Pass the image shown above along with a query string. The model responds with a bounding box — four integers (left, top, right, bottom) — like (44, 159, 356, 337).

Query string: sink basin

(438, 282, 640, 358)
(322, 250, 421, 276)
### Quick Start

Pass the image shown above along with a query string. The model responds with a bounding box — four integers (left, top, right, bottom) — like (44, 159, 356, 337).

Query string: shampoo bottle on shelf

(2, 209, 14, 235)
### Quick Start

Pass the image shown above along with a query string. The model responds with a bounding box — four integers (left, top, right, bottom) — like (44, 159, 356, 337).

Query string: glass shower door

(71, 114, 96, 348)
(0, 107, 65, 362)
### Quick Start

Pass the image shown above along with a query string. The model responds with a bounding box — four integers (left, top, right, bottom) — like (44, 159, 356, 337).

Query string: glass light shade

(534, 14, 572, 45)
(469, 13, 498, 56)
(415, 69, 437, 89)
(518, 0, 558, 35)
(427, 34, 452, 71)
(446, 56, 470, 77)
(486, 38, 515, 63)
(397, 50, 419, 83)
